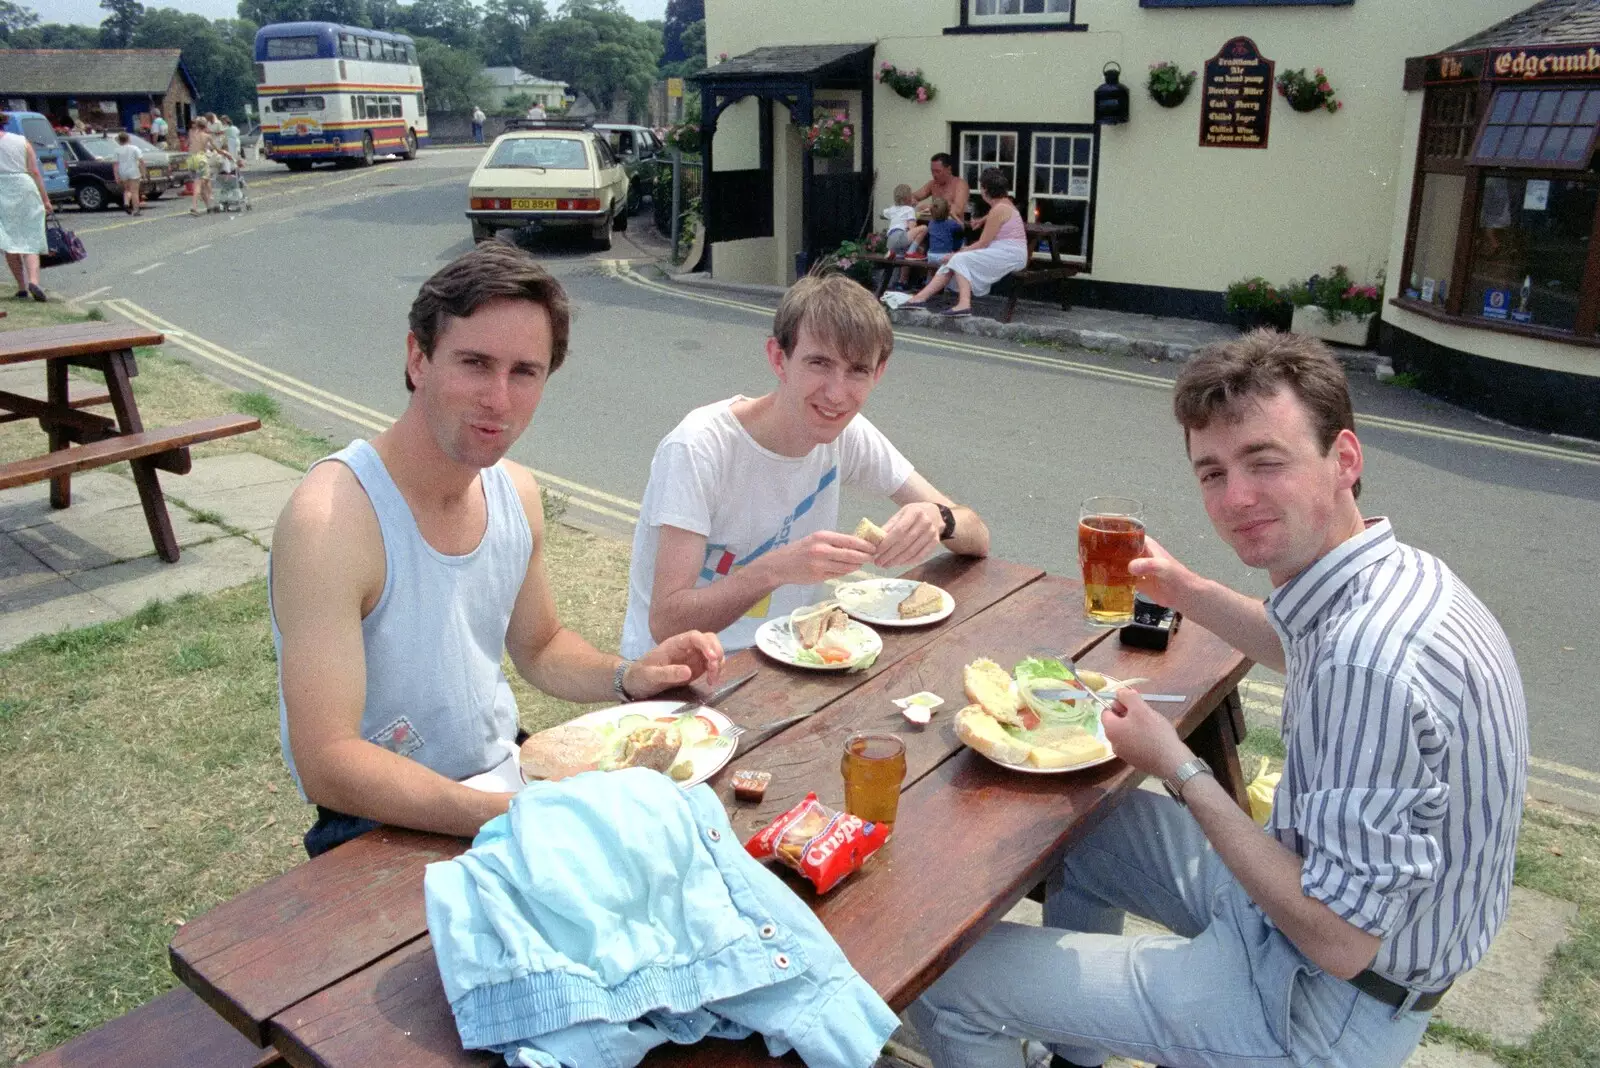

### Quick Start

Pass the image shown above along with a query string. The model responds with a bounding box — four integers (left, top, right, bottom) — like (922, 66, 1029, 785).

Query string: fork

(1062, 658, 1117, 715)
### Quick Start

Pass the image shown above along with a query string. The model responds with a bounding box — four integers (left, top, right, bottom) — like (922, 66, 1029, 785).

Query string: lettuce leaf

(1014, 657, 1070, 685)
(1015, 661, 1100, 733)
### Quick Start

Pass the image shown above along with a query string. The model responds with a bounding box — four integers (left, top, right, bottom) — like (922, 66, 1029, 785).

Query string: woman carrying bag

(0, 111, 53, 302)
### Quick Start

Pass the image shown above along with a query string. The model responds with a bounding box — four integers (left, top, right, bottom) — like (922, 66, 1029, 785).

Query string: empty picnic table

(168, 553, 1251, 1068)
(0, 321, 260, 562)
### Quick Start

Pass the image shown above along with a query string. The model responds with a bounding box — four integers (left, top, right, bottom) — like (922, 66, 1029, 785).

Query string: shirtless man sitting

(908, 152, 972, 222)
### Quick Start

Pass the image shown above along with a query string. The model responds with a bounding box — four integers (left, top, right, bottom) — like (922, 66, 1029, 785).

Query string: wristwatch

(936, 503, 957, 541)
(613, 661, 634, 703)
(1163, 758, 1214, 807)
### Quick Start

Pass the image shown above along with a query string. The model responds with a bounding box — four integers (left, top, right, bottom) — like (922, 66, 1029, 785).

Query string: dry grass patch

(0, 521, 631, 1064)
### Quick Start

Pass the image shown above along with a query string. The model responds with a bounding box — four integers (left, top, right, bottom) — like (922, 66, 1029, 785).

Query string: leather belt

(1348, 969, 1451, 1012)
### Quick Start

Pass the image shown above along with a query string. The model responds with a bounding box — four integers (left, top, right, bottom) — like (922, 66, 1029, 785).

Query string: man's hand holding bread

(855, 504, 945, 569)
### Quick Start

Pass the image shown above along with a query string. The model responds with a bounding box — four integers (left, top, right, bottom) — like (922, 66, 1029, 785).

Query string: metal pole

(670, 147, 683, 263)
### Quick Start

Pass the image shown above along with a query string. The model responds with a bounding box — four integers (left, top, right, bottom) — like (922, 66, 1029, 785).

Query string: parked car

(466, 120, 629, 249)
(594, 123, 662, 215)
(0, 110, 71, 204)
(59, 134, 183, 210)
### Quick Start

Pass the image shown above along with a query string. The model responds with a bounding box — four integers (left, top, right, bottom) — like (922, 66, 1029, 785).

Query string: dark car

(60, 134, 181, 211)
(595, 123, 663, 215)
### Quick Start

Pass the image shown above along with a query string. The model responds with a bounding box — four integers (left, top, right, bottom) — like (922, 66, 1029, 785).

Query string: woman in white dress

(0, 112, 53, 302)
(902, 167, 1028, 318)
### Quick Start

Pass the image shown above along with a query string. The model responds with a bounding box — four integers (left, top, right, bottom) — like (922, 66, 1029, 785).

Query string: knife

(657, 669, 758, 719)
(1031, 689, 1188, 703)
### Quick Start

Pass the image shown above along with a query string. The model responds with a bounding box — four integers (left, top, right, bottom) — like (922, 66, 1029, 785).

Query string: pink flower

(1315, 67, 1324, 76)
(1335, 100, 1344, 110)
(835, 111, 846, 121)
(882, 61, 892, 70)
(916, 87, 927, 101)
(717, 51, 728, 61)
(843, 126, 852, 138)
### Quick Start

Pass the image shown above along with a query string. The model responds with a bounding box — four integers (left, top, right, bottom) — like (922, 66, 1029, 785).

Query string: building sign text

(1200, 36, 1275, 149)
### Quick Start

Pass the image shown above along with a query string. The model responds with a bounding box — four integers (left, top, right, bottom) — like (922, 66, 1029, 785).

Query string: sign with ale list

(1200, 36, 1275, 150)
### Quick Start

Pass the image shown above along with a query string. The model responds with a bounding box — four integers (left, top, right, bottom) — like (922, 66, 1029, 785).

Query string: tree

(7, 21, 101, 47)
(413, 35, 490, 111)
(0, 0, 40, 42)
(524, 2, 660, 119)
(660, 0, 700, 65)
(479, 0, 545, 68)
(100, 0, 145, 47)
(661, 17, 702, 79)
(132, 10, 258, 121)
(396, 0, 481, 52)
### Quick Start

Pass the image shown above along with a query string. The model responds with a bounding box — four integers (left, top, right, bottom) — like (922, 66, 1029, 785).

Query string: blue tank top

(272, 440, 533, 796)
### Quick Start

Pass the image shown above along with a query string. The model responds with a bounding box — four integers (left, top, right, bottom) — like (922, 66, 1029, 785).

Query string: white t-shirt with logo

(622, 397, 913, 659)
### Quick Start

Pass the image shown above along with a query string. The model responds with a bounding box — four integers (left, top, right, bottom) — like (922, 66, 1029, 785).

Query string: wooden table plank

(170, 829, 468, 1046)
(0, 321, 163, 365)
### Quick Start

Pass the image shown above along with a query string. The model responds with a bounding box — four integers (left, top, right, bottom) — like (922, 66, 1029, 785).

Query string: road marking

(604, 261, 1600, 470)
(66, 285, 111, 304)
(131, 262, 164, 275)
(100, 297, 640, 525)
(1532, 755, 1600, 786)
(231, 227, 258, 237)
(182, 244, 211, 255)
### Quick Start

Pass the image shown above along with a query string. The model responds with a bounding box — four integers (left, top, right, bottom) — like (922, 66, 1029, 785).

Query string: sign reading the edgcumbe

(1200, 36, 1274, 149)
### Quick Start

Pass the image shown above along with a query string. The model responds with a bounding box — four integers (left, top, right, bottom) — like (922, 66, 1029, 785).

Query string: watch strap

(1163, 758, 1214, 806)
(936, 503, 956, 541)
(613, 661, 634, 703)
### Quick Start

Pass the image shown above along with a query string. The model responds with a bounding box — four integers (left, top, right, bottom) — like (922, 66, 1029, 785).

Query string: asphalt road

(51, 147, 1600, 801)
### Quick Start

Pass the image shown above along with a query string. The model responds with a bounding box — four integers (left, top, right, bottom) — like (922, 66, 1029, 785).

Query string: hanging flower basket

(1146, 60, 1196, 109)
(664, 122, 701, 153)
(878, 62, 937, 104)
(1276, 67, 1343, 114)
(803, 112, 854, 159)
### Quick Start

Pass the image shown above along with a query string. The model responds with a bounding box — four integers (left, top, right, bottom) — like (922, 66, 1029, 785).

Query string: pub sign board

(1200, 36, 1274, 149)
(1422, 45, 1600, 85)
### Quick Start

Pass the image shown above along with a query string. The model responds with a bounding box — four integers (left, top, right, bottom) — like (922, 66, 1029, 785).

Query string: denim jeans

(908, 791, 1432, 1068)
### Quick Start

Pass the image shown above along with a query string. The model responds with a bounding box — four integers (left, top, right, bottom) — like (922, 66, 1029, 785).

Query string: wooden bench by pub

(866, 253, 1082, 324)
(0, 322, 261, 563)
(19, 986, 279, 1068)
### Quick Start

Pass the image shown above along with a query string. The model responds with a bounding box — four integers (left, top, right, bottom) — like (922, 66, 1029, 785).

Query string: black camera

(1119, 593, 1180, 651)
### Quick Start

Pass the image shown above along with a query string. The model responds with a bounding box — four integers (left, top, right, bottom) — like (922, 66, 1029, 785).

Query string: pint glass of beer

(840, 732, 907, 827)
(1078, 496, 1146, 627)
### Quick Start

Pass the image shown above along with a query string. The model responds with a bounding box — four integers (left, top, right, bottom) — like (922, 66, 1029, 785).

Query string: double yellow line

(603, 261, 1600, 469)
(102, 297, 642, 526)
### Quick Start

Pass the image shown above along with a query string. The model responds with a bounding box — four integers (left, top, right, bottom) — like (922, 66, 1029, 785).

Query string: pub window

(1422, 85, 1483, 162)
(1473, 87, 1600, 169)
(1407, 173, 1465, 307)
(959, 130, 1018, 214)
(1466, 174, 1597, 332)
(965, 0, 1075, 25)
(1029, 132, 1094, 260)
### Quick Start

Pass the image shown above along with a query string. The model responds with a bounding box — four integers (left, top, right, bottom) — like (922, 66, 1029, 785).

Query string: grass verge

(0, 519, 632, 1063)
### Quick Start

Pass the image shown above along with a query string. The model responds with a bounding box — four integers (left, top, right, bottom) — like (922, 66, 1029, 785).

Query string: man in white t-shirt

(622, 272, 991, 658)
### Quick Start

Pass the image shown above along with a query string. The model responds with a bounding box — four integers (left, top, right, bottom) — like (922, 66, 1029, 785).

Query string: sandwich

(963, 657, 1026, 727)
(954, 705, 1033, 766)
(792, 602, 850, 649)
(519, 722, 611, 782)
(854, 517, 887, 546)
(897, 582, 943, 619)
(613, 724, 682, 773)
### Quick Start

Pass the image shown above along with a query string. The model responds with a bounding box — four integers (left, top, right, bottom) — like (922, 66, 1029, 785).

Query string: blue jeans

(908, 791, 1431, 1068)
(472, 122, 484, 144)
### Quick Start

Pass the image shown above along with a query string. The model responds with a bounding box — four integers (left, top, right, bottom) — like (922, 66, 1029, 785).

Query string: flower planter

(1291, 305, 1377, 347)
(1232, 306, 1292, 333)
(1286, 95, 1325, 113)
(1150, 87, 1190, 108)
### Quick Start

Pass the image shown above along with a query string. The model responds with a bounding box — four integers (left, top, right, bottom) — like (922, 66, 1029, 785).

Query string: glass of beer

(840, 732, 907, 828)
(1079, 496, 1146, 627)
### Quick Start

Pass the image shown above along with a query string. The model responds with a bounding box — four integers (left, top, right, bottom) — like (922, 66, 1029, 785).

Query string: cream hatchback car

(466, 121, 630, 249)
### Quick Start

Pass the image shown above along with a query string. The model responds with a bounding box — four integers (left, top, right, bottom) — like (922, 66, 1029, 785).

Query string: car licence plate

(41, 161, 55, 172)
(148, 168, 166, 178)
(510, 198, 557, 210)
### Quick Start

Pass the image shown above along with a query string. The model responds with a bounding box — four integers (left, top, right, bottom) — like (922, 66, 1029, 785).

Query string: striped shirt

(1263, 518, 1527, 993)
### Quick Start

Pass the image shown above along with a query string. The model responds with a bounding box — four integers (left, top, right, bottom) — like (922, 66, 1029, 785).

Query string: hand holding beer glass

(1078, 496, 1146, 627)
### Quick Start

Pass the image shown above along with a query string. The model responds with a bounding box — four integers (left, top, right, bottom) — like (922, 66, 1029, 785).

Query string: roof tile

(0, 49, 184, 96)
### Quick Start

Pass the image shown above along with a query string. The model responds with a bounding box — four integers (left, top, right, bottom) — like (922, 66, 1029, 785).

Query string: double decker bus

(255, 21, 428, 169)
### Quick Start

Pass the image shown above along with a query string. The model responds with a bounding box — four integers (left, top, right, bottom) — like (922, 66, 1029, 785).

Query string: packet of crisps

(745, 791, 890, 894)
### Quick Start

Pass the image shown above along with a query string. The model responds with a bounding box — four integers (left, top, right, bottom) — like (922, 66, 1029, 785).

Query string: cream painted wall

(703, 0, 1519, 297)
(1383, 93, 1600, 380)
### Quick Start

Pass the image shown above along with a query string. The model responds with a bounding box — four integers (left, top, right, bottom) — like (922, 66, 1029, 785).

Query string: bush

(1288, 265, 1383, 323)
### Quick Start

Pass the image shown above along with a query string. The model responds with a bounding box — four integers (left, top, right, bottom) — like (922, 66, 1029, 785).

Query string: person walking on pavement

(471, 106, 486, 144)
(151, 111, 168, 148)
(187, 118, 216, 215)
(222, 114, 241, 159)
(114, 131, 147, 216)
(0, 111, 53, 302)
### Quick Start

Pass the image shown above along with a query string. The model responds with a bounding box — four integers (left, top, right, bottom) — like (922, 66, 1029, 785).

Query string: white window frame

(1027, 131, 1094, 262)
(967, 0, 1076, 26)
(959, 129, 1019, 214)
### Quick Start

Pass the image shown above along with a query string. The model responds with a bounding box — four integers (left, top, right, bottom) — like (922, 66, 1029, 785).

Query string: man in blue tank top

(270, 243, 725, 857)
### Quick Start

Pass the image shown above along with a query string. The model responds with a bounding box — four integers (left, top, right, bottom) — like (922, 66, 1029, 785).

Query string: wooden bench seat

(0, 413, 261, 491)
(19, 986, 279, 1068)
(865, 254, 1081, 323)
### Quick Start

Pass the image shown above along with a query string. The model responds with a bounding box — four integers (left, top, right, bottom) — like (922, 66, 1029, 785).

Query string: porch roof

(692, 43, 876, 86)
(1447, 0, 1600, 52)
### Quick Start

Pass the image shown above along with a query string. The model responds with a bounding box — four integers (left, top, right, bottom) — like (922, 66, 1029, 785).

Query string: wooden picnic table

(169, 553, 1251, 1067)
(0, 321, 259, 562)
(867, 222, 1084, 323)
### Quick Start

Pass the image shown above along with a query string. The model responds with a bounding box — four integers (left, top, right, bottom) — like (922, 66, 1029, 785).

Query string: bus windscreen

(265, 36, 320, 59)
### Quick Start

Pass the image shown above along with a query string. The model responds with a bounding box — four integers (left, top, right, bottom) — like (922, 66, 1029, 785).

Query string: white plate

(964, 716, 1118, 775)
(832, 578, 955, 627)
(545, 701, 737, 789)
(754, 616, 883, 671)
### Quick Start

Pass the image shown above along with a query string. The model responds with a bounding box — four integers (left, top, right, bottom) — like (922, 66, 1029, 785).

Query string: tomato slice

(819, 646, 851, 664)
(1017, 707, 1041, 731)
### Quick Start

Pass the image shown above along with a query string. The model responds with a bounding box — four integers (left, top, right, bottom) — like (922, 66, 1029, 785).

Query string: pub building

(694, 0, 1600, 440)
(1388, 0, 1600, 438)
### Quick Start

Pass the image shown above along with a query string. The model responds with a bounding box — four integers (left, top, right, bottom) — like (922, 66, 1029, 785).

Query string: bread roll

(520, 723, 610, 781)
(963, 658, 1025, 727)
(854, 518, 887, 546)
(955, 705, 1032, 766)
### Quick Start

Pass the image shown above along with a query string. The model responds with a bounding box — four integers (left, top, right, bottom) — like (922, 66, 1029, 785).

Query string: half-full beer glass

(1078, 496, 1146, 627)
(840, 732, 907, 827)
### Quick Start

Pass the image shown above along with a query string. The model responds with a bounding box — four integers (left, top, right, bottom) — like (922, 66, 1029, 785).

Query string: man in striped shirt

(910, 331, 1527, 1068)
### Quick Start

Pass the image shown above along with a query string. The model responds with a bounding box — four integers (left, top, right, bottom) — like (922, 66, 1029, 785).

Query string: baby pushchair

(214, 157, 251, 212)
